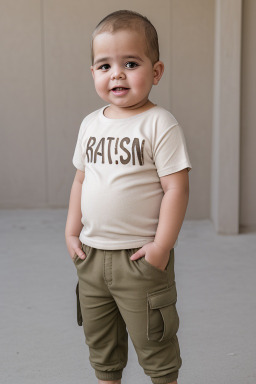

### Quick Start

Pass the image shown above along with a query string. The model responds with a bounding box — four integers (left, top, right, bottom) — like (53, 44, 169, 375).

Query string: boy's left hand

(130, 242, 170, 271)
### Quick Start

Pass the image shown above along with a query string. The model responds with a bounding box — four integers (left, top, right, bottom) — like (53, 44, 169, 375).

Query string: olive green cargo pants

(74, 244, 182, 384)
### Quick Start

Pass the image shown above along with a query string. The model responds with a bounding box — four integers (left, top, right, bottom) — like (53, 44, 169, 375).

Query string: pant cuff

(95, 369, 123, 381)
(151, 371, 179, 384)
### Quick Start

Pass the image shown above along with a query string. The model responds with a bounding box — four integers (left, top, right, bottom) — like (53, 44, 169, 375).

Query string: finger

(74, 247, 86, 260)
(130, 247, 145, 260)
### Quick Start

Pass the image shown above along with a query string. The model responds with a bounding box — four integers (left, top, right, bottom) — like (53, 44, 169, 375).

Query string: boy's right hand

(65, 235, 86, 261)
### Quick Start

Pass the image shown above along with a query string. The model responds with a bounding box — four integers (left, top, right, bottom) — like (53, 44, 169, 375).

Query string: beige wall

(170, 0, 214, 219)
(211, 0, 242, 234)
(0, 0, 214, 219)
(1, 0, 255, 228)
(0, 1, 46, 207)
(240, 0, 256, 227)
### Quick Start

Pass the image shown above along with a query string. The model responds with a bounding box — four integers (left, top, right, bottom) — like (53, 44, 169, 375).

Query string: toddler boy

(65, 10, 192, 384)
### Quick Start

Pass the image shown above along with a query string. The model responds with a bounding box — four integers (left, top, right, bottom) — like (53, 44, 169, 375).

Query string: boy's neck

(104, 100, 156, 119)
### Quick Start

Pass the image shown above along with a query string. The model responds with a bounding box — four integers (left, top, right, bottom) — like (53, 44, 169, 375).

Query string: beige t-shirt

(73, 105, 192, 250)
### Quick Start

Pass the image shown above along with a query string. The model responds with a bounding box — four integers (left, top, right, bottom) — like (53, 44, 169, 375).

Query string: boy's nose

(110, 69, 126, 80)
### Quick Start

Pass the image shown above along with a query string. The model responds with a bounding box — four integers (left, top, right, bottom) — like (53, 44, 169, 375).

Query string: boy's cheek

(93, 79, 103, 93)
(93, 76, 106, 90)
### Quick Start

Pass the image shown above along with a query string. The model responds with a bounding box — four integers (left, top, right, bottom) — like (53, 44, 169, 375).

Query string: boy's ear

(90, 65, 95, 79)
(153, 61, 164, 85)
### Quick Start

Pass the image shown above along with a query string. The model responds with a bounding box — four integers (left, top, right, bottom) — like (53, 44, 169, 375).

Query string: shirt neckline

(99, 105, 158, 122)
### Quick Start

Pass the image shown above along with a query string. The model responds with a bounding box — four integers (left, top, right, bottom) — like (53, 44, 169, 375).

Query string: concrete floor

(0, 209, 256, 384)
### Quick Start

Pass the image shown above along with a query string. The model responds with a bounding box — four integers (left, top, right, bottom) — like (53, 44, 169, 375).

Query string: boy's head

(90, 10, 164, 117)
(91, 10, 159, 65)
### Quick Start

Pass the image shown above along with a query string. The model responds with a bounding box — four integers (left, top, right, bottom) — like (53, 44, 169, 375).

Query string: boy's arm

(65, 169, 86, 260)
(130, 168, 189, 270)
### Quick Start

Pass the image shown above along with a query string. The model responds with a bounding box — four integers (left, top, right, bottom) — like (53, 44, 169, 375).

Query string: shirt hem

(79, 234, 178, 250)
(157, 162, 192, 177)
(72, 159, 85, 172)
(78, 235, 155, 250)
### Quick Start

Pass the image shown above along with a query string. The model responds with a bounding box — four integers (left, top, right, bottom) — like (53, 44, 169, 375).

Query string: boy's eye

(98, 64, 110, 71)
(125, 61, 138, 69)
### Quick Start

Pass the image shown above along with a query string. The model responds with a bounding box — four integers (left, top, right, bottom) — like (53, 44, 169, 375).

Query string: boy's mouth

(111, 87, 129, 91)
(111, 87, 130, 96)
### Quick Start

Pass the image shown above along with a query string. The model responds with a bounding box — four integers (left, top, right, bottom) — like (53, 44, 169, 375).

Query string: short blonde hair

(91, 10, 160, 65)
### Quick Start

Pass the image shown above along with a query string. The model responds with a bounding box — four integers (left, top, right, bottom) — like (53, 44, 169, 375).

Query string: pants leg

(74, 245, 128, 381)
(108, 248, 182, 384)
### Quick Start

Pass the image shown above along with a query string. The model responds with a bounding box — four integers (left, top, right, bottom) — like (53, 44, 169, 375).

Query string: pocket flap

(148, 284, 177, 309)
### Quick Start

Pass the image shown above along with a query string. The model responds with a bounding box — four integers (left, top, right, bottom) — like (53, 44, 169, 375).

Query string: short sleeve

(153, 124, 192, 177)
(72, 118, 86, 171)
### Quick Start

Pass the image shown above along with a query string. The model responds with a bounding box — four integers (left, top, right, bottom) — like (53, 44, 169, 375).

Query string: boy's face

(91, 30, 163, 116)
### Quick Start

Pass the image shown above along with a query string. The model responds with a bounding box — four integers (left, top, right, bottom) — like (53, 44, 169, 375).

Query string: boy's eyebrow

(93, 57, 110, 66)
(93, 55, 144, 66)
(122, 55, 144, 62)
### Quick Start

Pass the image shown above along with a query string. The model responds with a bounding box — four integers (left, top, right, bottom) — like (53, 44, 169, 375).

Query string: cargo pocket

(147, 284, 179, 342)
(76, 282, 83, 326)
